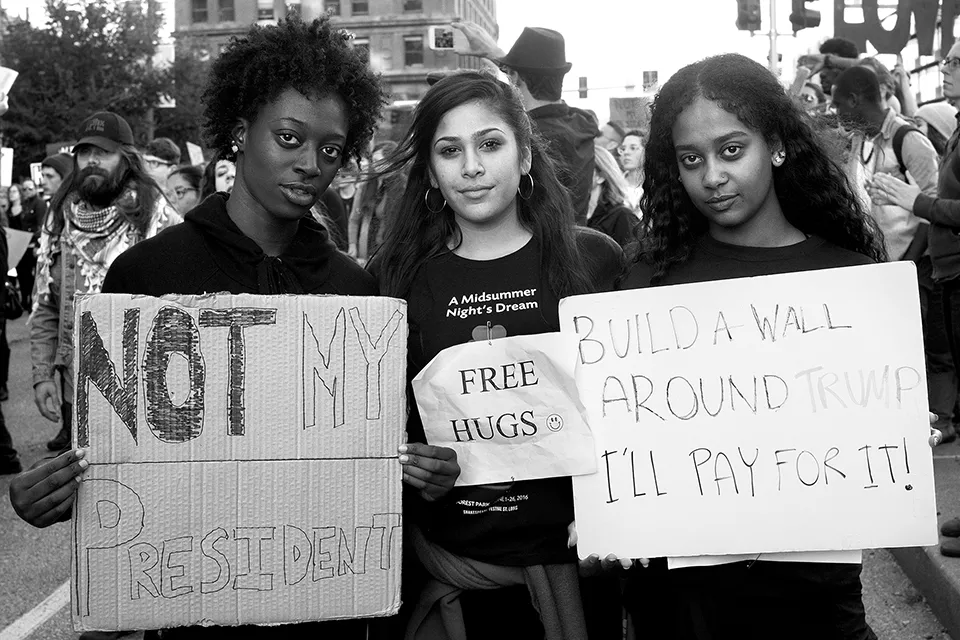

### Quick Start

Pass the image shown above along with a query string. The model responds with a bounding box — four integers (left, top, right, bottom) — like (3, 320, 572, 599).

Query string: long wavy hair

(634, 53, 886, 282)
(593, 145, 632, 211)
(375, 71, 595, 299)
(44, 144, 166, 238)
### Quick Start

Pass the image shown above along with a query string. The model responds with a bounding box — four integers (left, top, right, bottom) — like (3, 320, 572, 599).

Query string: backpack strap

(892, 125, 922, 177)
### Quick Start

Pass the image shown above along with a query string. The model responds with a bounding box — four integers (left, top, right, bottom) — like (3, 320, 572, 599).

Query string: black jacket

(103, 193, 376, 296)
(529, 102, 598, 225)
(587, 200, 638, 248)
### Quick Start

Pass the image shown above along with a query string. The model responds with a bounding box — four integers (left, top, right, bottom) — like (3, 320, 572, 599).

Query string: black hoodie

(103, 193, 376, 296)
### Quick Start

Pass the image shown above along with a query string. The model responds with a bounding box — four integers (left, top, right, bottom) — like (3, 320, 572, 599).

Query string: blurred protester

(619, 130, 644, 211)
(333, 157, 360, 218)
(798, 81, 826, 114)
(349, 141, 402, 263)
(142, 137, 181, 198)
(41, 153, 73, 201)
(454, 21, 598, 224)
(167, 165, 203, 215)
(596, 120, 625, 154)
(201, 155, 236, 199)
(858, 57, 903, 113)
(799, 37, 860, 96)
(7, 184, 22, 225)
(12, 179, 45, 309)
(832, 66, 938, 261)
(587, 145, 638, 247)
(0, 229, 17, 474)
(892, 61, 918, 117)
(914, 102, 957, 156)
(0, 188, 9, 227)
(30, 111, 181, 453)
(315, 188, 349, 251)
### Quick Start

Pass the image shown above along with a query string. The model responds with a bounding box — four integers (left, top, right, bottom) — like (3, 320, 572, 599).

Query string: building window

(404, 35, 423, 67)
(191, 0, 208, 23)
(403, 0, 423, 10)
(325, 0, 340, 15)
(218, 0, 234, 22)
(353, 38, 369, 61)
(257, 0, 273, 20)
(352, 1, 368, 15)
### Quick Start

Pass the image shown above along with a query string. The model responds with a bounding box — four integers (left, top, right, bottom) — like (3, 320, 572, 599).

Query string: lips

(705, 194, 738, 213)
(279, 182, 318, 207)
(459, 186, 493, 198)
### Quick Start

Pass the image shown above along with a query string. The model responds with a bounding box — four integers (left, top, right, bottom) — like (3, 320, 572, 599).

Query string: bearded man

(30, 111, 181, 452)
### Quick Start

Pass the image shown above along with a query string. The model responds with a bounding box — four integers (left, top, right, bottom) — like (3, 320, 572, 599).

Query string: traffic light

(579, 77, 588, 99)
(736, 0, 762, 32)
(790, 0, 821, 32)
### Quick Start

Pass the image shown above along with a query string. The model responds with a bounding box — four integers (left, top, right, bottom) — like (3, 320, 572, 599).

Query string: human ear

(520, 145, 532, 175)
(770, 137, 786, 167)
(427, 167, 439, 189)
(231, 120, 249, 152)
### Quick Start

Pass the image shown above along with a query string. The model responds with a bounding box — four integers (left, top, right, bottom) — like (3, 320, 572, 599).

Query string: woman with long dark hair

(623, 53, 885, 640)
(373, 70, 624, 639)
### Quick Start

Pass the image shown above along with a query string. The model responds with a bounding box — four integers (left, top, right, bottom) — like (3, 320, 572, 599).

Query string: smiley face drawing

(546, 414, 564, 432)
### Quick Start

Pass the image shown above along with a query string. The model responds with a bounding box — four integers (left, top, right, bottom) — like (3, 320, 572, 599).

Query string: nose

(702, 158, 727, 189)
(461, 148, 484, 178)
(293, 146, 321, 178)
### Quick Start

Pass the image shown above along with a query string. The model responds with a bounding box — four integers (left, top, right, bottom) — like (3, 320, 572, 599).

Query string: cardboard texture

(412, 333, 596, 486)
(5, 227, 32, 269)
(558, 263, 938, 560)
(71, 293, 407, 632)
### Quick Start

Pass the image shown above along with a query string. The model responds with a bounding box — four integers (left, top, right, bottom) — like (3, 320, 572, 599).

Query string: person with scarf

(11, 15, 387, 640)
(29, 111, 181, 454)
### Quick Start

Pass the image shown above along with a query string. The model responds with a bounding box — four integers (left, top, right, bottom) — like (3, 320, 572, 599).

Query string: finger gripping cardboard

(71, 293, 407, 632)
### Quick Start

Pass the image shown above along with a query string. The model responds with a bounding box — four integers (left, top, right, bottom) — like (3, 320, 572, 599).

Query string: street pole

(768, 0, 779, 76)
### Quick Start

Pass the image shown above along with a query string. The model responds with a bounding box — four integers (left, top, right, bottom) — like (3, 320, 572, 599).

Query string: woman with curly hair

(371, 70, 624, 639)
(622, 53, 884, 640)
(10, 15, 386, 640)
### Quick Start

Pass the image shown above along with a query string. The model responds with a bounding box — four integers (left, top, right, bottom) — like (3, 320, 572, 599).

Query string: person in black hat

(453, 21, 599, 225)
(29, 110, 181, 454)
(40, 153, 73, 201)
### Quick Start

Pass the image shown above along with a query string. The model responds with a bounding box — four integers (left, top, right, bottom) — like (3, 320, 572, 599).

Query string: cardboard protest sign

(0, 148, 11, 187)
(185, 142, 204, 167)
(412, 333, 595, 486)
(71, 293, 407, 632)
(559, 262, 937, 560)
(4, 227, 32, 269)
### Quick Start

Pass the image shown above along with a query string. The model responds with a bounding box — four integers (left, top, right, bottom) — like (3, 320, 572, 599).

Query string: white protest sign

(30, 162, 43, 188)
(413, 333, 595, 486)
(0, 67, 18, 95)
(0, 148, 12, 187)
(71, 293, 407, 632)
(5, 227, 32, 268)
(559, 262, 937, 560)
(185, 141, 204, 166)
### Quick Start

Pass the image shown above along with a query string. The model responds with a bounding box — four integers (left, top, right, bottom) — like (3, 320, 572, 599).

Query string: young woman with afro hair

(10, 15, 389, 640)
(621, 53, 885, 640)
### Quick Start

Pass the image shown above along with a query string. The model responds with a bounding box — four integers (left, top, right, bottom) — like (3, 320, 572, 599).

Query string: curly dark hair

(202, 15, 386, 165)
(633, 53, 887, 283)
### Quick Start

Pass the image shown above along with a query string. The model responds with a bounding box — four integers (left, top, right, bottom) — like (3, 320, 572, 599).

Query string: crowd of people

(1, 12, 958, 640)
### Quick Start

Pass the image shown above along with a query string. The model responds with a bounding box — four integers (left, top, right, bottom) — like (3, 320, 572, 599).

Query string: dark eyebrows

(674, 130, 751, 153)
(434, 127, 506, 147)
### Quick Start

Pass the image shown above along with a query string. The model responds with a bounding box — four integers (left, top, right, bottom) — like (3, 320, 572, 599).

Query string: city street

(0, 315, 954, 639)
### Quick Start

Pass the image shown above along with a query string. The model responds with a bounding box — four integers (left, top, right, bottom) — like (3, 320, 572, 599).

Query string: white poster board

(5, 227, 32, 268)
(558, 263, 937, 560)
(71, 293, 407, 631)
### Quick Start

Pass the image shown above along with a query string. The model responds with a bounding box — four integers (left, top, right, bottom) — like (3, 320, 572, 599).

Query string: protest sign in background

(559, 263, 937, 560)
(72, 293, 407, 631)
(413, 333, 596, 486)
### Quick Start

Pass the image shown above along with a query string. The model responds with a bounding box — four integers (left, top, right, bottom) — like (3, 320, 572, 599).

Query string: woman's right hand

(34, 380, 61, 422)
(9, 449, 88, 527)
(399, 443, 460, 502)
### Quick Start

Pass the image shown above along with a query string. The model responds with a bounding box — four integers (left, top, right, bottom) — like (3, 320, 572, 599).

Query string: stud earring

(773, 151, 786, 167)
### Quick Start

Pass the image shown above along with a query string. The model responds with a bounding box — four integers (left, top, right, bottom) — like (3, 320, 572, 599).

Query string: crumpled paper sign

(412, 332, 596, 486)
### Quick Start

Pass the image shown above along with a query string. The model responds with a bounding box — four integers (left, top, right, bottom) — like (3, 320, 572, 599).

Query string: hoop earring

(517, 173, 535, 200)
(424, 187, 447, 214)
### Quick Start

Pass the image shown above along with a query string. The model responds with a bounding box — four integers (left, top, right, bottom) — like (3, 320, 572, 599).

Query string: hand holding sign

(9, 449, 88, 527)
(399, 442, 460, 501)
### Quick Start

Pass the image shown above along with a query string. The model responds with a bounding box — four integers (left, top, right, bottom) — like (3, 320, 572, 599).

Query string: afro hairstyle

(202, 15, 386, 165)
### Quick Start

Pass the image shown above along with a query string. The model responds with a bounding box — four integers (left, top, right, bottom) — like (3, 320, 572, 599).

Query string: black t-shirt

(405, 231, 621, 566)
(622, 232, 877, 640)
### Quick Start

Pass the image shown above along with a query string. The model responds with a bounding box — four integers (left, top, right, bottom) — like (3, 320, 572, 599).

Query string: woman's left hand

(398, 443, 460, 502)
(867, 172, 921, 210)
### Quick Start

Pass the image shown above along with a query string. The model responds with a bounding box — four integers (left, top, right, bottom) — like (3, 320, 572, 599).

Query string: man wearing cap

(453, 22, 598, 224)
(142, 137, 181, 199)
(40, 153, 73, 201)
(30, 111, 181, 453)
